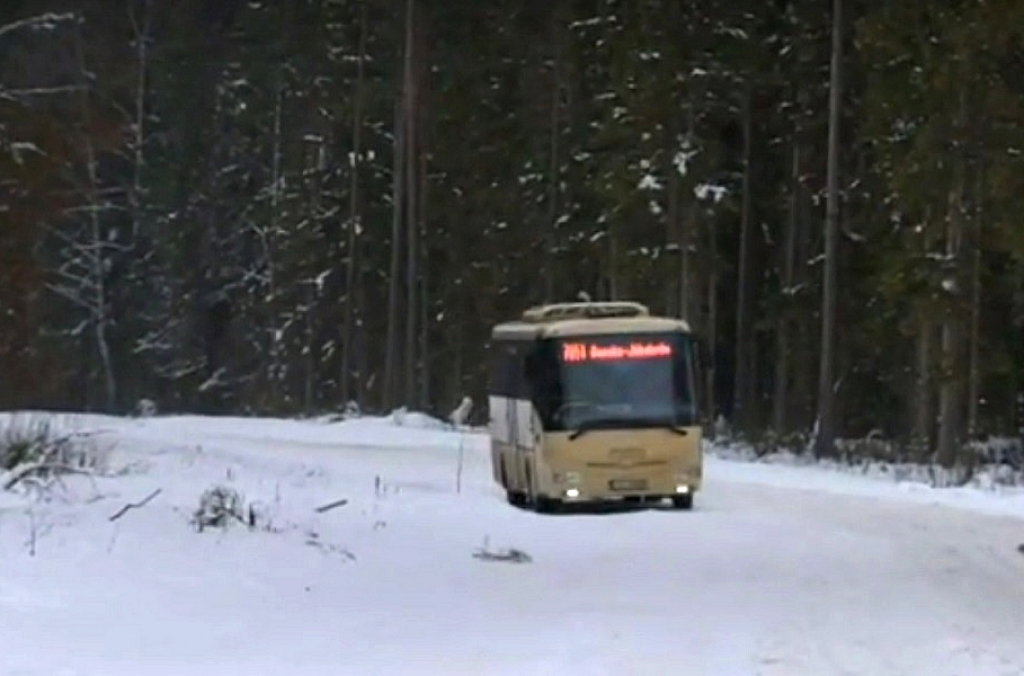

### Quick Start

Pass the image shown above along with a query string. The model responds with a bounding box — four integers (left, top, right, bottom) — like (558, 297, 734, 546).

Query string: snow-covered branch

(0, 85, 88, 101)
(0, 12, 80, 41)
(46, 282, 101, 316)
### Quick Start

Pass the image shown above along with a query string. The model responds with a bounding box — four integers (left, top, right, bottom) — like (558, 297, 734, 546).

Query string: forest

(2, 0, 1024, 466)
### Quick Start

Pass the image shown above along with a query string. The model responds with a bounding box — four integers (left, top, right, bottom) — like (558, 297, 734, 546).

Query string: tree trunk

(128, 0, 150, 241)
(795, 147, 816, 429)
(936, 97, 967, 467)
(732, 83, 753, 433)
(74, 27, 117, 411)
(356, 272, 370, 403)
(678, 107, 696, 321)
(418, 151, 430, 409)
(666, 128, 680, 315)
(544, 18, 562, 302)
(774, 140, 801, 435)
(706, 210, 718, 434)
(967, 169, 983, 439)
(607, 220, 620, 301)
(814, 0, 842, 457)
(912, 318, 934, 461)
(341, 0, 367, 406)
(402, 0, 418, 407)
(383, 95, 405, 409)
(304, 281, 315, 411)
(265, 74, 284, 405)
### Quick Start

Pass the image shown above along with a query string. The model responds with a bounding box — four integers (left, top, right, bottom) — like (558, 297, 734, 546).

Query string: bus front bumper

(551, 473, 698, 502)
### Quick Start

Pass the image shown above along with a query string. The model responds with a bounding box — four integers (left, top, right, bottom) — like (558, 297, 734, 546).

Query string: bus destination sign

(561, 341, 672, 363)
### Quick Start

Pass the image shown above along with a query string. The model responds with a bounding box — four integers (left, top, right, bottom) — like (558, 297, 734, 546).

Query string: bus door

(496, 339, 530, 491)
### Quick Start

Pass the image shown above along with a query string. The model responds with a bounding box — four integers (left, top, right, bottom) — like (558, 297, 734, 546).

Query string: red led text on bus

(561, 341, 673, 363)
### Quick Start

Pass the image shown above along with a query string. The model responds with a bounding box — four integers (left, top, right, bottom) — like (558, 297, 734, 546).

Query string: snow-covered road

(698, 479, 1024, 675)
(0, 412, 1022, 675)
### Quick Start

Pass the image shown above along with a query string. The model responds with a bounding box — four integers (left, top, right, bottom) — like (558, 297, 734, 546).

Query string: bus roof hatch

(520, 301, 650, 323)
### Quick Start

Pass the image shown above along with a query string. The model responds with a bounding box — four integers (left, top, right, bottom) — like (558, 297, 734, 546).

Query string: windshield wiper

(638, 418, 689, 436)
(567, 417, 689, 440)
(567, 418, 617, 440)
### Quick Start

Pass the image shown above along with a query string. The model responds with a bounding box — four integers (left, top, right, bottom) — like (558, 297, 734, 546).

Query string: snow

(694, 182, 727, 202)
(1, 411, 1023, 675)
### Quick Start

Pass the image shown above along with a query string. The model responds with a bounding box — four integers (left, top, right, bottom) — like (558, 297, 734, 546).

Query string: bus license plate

(609, 478, 647, 491)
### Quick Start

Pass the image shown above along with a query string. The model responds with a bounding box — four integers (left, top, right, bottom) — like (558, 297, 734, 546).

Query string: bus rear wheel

(500, 462, 527, 507)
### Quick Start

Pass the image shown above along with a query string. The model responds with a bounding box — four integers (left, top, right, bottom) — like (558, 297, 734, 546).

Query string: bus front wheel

(534, 494, 560, 513)
(671, 494, 694, 510)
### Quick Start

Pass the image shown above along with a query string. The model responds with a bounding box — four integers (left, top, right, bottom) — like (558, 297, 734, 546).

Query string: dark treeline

(2, 0, 1024, 464)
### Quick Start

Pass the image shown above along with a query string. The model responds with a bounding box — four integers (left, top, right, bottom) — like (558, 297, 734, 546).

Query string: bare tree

(60, 26, 119, 409)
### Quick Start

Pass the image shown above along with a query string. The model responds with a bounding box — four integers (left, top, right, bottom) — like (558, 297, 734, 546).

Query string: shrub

(0, 414, 108, 494)
(192, 484, 254, 531)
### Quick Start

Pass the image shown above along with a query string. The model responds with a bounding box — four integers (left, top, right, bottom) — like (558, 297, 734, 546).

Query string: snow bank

(707, 440, 1024, 520)
(3, 409, 1022, 511)
(709, 439, 1024, 491)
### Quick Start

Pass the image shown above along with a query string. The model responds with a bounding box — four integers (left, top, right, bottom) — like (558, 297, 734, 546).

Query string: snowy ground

(1, 411, 1023, 676)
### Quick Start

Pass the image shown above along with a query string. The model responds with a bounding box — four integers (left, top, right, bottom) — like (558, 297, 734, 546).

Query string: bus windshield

(526, 332, 697, 433)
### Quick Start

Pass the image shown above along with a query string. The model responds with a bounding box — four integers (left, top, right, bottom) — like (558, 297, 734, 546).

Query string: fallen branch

(108, 488, 162, 522)
(314, 498, 348, 513)
(305, 536, 357, 560)
(472, 547, 532, 563)
(471, 535, 532, 563)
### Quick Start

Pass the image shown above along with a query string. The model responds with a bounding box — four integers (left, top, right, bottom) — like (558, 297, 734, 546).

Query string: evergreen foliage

(2, 0, 1023, 463)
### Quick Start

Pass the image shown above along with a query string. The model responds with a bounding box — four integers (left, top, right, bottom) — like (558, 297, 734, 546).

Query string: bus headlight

(565, 488, 580, 498)
(675, 484, 690, 494)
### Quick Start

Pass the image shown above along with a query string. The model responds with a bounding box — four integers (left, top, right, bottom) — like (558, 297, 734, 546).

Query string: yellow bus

(487, 301, 702, 512)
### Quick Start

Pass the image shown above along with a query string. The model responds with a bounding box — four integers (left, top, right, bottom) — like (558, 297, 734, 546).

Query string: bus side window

(677, 337, 700, 425)
(523, 351, 538, 396)
(509, 343, 528, 400)
(490, 339, 524, 399)
(523, 342, 559, 425)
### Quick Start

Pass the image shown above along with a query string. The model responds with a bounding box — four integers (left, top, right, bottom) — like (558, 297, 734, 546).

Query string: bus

(487, 301, 703, 512)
